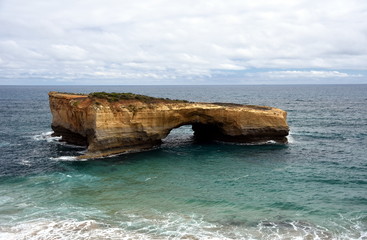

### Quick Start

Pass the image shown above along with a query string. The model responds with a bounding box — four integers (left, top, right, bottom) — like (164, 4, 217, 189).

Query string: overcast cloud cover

(0, 0, 366, 84)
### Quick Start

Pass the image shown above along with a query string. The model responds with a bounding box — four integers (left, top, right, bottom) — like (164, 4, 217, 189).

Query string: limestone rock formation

(49, 91, 289, 158)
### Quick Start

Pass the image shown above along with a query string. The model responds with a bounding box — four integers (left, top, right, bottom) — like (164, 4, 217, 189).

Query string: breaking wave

(286, 132, 296, 144)
(49, 156, 79, 161)
(1, 214, 365, 240)
(33, 131, 61, 142)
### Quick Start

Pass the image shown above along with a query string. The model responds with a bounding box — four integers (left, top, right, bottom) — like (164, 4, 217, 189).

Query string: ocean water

(0, 85, 366, 240)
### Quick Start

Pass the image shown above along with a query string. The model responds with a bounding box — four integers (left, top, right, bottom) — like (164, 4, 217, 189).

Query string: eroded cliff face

(49, 91, 289, 158)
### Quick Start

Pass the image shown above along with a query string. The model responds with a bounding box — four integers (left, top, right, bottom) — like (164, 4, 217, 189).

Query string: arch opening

(162, 125, 194, 147)
(162, 122, 226, 146)
(192, 122, 225, 142)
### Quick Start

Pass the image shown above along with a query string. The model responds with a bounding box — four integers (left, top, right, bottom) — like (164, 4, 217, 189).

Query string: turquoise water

(0, 85, 366, 239)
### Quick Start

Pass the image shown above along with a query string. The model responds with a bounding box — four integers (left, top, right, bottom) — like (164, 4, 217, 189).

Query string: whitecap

(287, 132, 296, 144)
(256, 220, 333, 240)
(144, 176, 158, 182)
(19, 159, 31, 166)
(49, 156, 79, 161)
(33, 131, 61, 142)
(0, 219, 150, 240)
(1, 214, 364, 240)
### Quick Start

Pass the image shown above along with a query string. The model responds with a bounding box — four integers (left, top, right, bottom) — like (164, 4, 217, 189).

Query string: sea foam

(1, 215, 365, 240)
(33, 131, 61, 142)
(49, 156, 78, 161)
(287, 132, 296, 144)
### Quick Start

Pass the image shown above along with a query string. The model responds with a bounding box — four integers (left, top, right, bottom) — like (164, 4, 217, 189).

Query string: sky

(0, 0, 366, 85)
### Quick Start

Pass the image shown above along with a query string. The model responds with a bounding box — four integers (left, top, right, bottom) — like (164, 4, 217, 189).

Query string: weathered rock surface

(49, 91, 289, 158)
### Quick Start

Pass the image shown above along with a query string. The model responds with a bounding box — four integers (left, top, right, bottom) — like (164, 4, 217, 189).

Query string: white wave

(256, 220, 333, 240)
(287, 132, 296, 144)
(0, 219, 149, 240)
(19, 159, 31, 166)
(49, 156, 79, 161)
(0, 214, 365, 240)
(145, 176, 158, 181)
(0, 217, 229, 240)
(33, 131, 61, 142)
(219, 140, 282, 146)
(103, 212, 234, 240)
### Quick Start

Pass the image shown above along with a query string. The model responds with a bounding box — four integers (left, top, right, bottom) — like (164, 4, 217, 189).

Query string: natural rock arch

(49, 92, 289, 159)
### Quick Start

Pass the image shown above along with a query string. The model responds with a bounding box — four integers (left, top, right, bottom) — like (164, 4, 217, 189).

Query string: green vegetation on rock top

(88, 92, 188, 103)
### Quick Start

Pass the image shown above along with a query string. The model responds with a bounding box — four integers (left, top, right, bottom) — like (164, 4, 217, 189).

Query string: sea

(0, 85, 366, 240)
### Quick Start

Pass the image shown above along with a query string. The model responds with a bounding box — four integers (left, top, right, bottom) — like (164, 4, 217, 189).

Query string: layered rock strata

(49, 92, 289, 158)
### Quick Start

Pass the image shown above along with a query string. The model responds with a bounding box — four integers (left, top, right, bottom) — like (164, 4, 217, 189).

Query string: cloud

(50, 45, 88, 61)
(0, 0, 366, 84)
(263, 70, 363, 79)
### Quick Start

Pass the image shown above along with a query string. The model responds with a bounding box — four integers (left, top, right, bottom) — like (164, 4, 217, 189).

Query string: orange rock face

(49, 91, 289, 158)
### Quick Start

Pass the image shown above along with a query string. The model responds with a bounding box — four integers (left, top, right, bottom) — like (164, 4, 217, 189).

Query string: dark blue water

(0, 85, 366, 239)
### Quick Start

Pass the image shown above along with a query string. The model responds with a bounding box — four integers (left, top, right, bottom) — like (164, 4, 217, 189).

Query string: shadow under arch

(161, 122, 225, 146)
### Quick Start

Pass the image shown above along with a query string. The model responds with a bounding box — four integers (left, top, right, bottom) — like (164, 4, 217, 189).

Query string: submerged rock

(49, 91, 289, 158)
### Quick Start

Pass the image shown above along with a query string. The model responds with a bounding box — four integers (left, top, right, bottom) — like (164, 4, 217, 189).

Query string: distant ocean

(0, 85, 366, 239)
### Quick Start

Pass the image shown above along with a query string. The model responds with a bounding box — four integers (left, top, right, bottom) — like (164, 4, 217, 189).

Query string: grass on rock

(88, 92, 188, 103)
